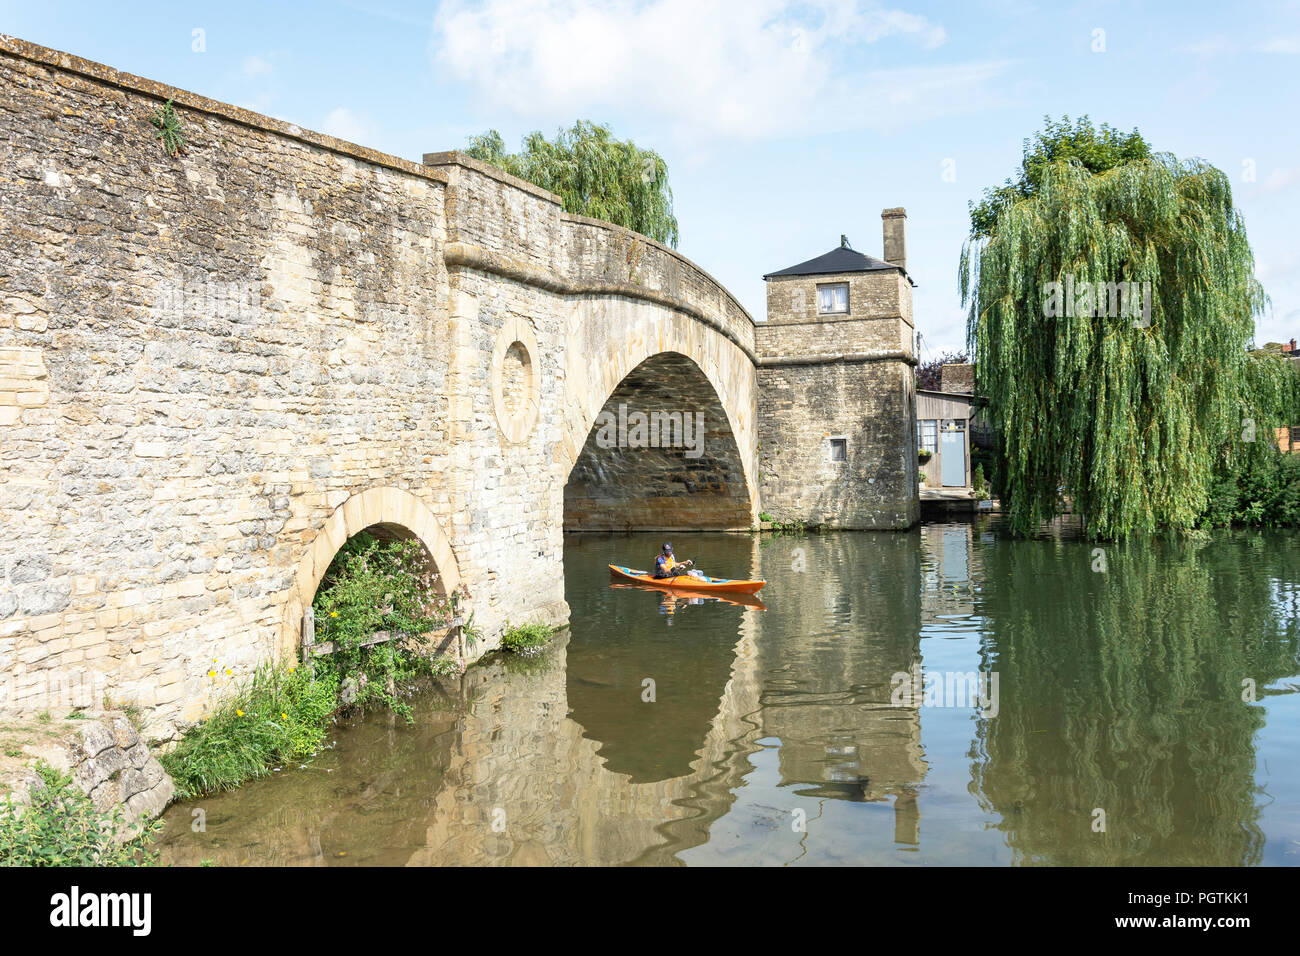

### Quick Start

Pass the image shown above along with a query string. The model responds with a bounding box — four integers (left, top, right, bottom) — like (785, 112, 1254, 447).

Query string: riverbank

(0, 619, 558, 864)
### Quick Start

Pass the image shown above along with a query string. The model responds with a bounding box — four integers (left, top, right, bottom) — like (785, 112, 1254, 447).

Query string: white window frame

(817, 282, 849, 315)
(917, 420, 938, 455)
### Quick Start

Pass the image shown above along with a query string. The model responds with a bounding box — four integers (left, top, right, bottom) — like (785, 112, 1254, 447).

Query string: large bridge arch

(560, 297, 759, 530)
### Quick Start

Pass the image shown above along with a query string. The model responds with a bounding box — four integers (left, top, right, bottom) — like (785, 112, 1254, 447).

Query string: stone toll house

(0, 37, 918, 740)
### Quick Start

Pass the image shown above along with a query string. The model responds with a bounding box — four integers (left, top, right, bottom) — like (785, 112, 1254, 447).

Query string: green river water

(157, 521, 1300, 866)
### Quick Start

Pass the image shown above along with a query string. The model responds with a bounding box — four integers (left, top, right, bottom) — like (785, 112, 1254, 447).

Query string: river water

(157, 522, 1300, 866)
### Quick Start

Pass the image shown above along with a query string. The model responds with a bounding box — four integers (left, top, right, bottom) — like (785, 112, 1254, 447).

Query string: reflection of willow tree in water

(971, 529, 1300, 865)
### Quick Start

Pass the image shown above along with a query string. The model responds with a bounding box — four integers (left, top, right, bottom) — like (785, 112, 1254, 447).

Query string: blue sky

(3, 0, 1299, 357)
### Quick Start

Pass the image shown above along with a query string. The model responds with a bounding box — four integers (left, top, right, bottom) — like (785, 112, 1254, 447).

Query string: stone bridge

(0, 38, 765, 738)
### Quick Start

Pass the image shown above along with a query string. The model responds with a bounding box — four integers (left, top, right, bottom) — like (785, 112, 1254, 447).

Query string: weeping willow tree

(465, 121, 679, 247)
(960, 116, 1293, 539)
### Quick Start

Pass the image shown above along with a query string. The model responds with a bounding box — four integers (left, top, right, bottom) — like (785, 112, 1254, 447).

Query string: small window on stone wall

(918, 420, 938, 454)
(829, 437, 848, 461)
(818, 283, 849, 314)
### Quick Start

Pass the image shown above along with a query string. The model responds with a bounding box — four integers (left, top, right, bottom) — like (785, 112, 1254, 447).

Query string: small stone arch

(280, 486, 461, 654)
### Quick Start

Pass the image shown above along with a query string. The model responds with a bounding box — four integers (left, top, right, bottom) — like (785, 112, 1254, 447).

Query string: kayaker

(654, 542, 703, 580)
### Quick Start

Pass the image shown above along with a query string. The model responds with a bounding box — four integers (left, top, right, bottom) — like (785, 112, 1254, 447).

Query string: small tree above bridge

(466, 120, 680, 247)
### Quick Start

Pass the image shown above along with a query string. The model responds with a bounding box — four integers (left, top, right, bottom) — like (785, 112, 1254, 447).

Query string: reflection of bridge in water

(402, 532, 930, 865)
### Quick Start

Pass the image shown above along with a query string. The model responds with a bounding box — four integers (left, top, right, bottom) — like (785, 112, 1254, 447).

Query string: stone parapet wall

(422, 152, 757, 362)
(561, 214, 757, 357)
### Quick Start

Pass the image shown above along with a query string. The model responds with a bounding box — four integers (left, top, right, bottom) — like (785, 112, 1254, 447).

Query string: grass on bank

(164, 534, 491, 798)
(160, 663, 340, 798)
(166, 620, 546, 798)
(499, 622, 556, 655)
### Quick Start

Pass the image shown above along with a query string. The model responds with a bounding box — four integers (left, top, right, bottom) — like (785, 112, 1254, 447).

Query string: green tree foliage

(466, 121, 679, 247)
(968, 115, 1150, 239)
(313, 532, 446, 646)
(960, 115, 1298, 539)
(1203, 449, 1300, 528)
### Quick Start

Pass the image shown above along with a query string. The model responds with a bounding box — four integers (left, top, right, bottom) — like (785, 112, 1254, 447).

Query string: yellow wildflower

(329, 611, 339, 618)
(281, 712, 288, 720)
(236, 709, 244, 717)
(207, 670, 216, 678)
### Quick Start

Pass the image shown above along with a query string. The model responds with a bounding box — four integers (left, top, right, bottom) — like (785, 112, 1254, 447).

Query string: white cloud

(1243, 165, 1300, 200)
(1259, 35, 1300, 53)
(242, 54, 274, 78)
(1178, 34, 1300, 56)
(429, 0, 1006, 140)
(1263, 166, 1300, 194)
(321, 107, 374, 144)
(1179, 36, 1239, 56)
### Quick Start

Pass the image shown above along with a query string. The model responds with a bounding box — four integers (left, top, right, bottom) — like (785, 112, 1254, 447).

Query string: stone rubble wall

(758, 271, 913, 358)
(758, 360, 918, 529)
(2, 713, 175, 836)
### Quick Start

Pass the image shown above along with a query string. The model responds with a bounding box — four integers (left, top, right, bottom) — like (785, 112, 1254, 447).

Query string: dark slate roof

(764, 245, 902, 280)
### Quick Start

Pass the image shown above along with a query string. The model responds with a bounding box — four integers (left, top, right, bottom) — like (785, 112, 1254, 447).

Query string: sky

(3, 0, 1299, 360)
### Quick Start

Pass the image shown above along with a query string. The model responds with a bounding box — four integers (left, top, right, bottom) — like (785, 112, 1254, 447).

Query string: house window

(1291, 425, 1300, 446)
(829, 437, 848, 461)
(817, 283, 849, 314)
(917, 420, 938, 454)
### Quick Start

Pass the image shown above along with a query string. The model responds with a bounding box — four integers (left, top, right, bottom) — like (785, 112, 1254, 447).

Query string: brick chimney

(882, 207, 907, 272)
(1290, 338, 1297, 354)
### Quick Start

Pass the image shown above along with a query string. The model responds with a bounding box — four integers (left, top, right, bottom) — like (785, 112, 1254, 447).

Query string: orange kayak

(608, 564, 765, 595)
